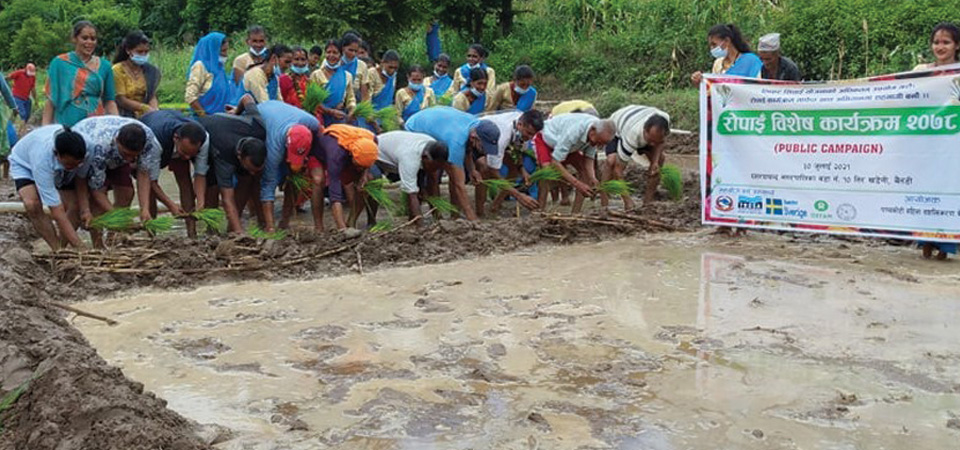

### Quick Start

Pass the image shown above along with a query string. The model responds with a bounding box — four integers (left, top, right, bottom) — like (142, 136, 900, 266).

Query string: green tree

(9, 17, 71, 67)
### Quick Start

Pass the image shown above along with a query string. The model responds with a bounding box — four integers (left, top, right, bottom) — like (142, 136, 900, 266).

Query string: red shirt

(8, 69, 35, 100)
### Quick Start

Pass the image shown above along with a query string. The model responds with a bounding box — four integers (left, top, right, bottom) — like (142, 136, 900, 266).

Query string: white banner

(700, 70, 960, 242)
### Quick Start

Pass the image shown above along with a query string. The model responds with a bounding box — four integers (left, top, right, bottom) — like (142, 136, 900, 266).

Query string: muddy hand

(517, 193, 539, 210)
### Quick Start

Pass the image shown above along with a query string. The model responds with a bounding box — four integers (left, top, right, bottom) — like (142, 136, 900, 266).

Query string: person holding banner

(913, 22, 960, 259)
(914, 23, 960, 71)
(690, 24, 762, 85)
(757, 33, 802, 81)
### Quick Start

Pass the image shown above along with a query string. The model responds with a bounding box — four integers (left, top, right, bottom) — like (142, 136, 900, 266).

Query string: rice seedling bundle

(286, 172, 312, 194)
(375, 106, 400, 131)
(597, 180, 635, 197)
(437, 92, 454, 106)
(353, 101, 376, 121)
(660, 164, 684, 201)
(528, 166, 563, 184)
(191, 208, 227, 234)
(302, 83, 330, 115)
(90, 208, 138, 231)
(143, 216, 175, 235)
(426, 196, 458, 215)
(364, 178, 396, 211)
(370, 219, 394, 233)
(481, 178, 516, 197)
(247, 225, 287, 240)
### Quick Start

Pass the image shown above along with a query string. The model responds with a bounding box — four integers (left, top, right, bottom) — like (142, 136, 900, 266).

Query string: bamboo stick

(48, 301, 118, 326)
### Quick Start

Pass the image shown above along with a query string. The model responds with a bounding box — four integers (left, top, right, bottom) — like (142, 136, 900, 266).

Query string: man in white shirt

(375, 131, 449, 222)
(534, 113, 616, 213)
(603, 105, 671, 209)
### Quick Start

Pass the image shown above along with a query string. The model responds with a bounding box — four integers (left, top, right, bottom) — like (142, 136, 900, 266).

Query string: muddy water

(74, 234, 960, 449)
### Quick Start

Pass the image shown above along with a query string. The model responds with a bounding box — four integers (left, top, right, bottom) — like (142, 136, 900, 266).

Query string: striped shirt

(609, 105, 670, 163)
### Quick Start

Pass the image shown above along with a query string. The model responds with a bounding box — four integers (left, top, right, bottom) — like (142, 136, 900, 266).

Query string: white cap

(758, 33, 781, 52)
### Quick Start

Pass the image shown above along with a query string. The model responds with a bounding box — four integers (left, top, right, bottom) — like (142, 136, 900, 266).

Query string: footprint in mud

(213, 362, 277, 377)
(414, 297, 454, 313)
(169, 337, 231, 360)
(356, 318, 428, 330)
(414, 279, 464, 296)
(294, 324, 347, 341)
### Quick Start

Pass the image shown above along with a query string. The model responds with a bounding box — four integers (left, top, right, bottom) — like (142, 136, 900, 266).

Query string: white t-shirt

(609, 105, 670, 164)
(376, 131, 436, 194)
(479, 110, 521, 170)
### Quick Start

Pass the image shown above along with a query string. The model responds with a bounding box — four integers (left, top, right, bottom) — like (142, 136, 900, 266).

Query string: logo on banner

(765, 198, 784, 215)
(715, 196, 734, 212)
(814, 200, 829, 212)
(764, 198, 809, 219)
(737, 196, 763, 212)
(837, 203, 858, 221)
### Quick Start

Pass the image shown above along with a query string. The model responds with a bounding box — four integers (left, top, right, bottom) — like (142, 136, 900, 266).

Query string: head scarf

(325, 124, 378, 168)
(187, 32, 232, 114)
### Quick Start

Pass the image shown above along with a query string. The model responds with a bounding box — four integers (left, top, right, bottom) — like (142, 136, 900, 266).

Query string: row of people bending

(12, 96, 670, 252)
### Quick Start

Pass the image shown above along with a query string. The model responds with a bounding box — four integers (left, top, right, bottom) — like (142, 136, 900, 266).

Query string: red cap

(285, 124, 313, 172)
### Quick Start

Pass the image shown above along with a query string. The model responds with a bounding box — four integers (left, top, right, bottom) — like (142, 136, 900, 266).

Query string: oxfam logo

(814, 200, 829, 212)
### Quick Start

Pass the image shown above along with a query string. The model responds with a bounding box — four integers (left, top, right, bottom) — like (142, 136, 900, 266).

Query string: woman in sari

(452, 68, 489, 115)
(451, 44, 495, 93)
(425, 53, 453, 99)
(185, 32, 233, 117)
(281, 46, 310, 108)
(340, 32, 369, 102)
(395, 65, 435, 123)
(309, 39, 356, 126)
(112, 31, 160, 118)
(489, 65, 537, 112)
(42, 21, 118, 126)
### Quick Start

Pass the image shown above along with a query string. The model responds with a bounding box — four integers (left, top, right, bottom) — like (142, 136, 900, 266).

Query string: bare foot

(922, 243, 934, 259)
(936, 250, 948, 261)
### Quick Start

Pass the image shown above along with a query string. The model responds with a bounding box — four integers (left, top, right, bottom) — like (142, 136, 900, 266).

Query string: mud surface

(74, 235, 960, 449)
(0, 166, 702, 450)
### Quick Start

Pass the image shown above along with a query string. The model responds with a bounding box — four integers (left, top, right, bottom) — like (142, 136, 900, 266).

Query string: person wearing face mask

(690, 23, 763, 85)
(425, 53, 453, 98)
(395, 65, 436, 123)
(10, 125, 88, 250)
(72, 117, 181, 246)
(452, 68, 490, 115)
(340, 32, 371, 102)
(310, 39, 357, 126)
(186, 32, 234, 117)
(489, 65, 537, 112)
(233, 26, 270, 84)
(112, 31, 160, 119)
(281, 46, 311, 109)
(361, 49, 400, 132)
(43, 21, 119, 127)
(452, 44, 496, 94)
(140, 110, 210, 237)
(243, 44, 293, 104)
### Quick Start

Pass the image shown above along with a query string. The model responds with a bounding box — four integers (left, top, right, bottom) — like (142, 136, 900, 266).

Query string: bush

(10, 18, 71, 68)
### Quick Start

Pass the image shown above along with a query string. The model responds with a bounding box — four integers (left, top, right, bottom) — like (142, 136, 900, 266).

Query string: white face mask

(323, 60, 341, 70)
(250, 47, 267, 57)
(435, 70, 446, 78)
(468, 63, 481, 70)
(381, 69, 392, 78)
(711, 45, 728, 59)
(218, 56, 228, 64)
(513, 85, 529, 95)
(470, 87, 484, 97)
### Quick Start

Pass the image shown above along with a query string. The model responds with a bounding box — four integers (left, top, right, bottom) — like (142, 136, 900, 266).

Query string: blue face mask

(408, 83, 423, 92)
(710, 45, 728, 59)
(250, 47, 267, 57)
(342, 55, 355, 64)
(513, 85, 529, 95)
(324, 60, 341, 70)
(131, 53, 149, 66)
(291, 65, 309, 75)
(470, 87, 484, 97)
(273, 64, 282, 75)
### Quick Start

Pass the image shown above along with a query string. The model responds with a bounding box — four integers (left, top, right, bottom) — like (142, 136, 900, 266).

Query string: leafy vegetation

(597, 180, 634, 197)
(89, 208, 138, 231)
(191, 208, 227, 234)
(143, 216, 175, 234)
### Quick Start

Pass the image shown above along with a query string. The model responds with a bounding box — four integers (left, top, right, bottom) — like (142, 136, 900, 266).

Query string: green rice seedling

(286, 172, 311, 194)
(247, 225, 287, 240)
(143, 216, 175, 235)
(528, 166, 563, 184)
(437, 92, 453, 106)
(597, 180, 635, 197)
(191, 208, 227, 234)
(364, 178, 396, 212)
(353, 101, 376, 121)
(90, 208, 138, 231)
(426, 196, 458, 215)
(481, 178, 516, 197)
(660, 164, 684, 201)
(370, 219, 394, 233)
(301, 82, 330, 115)
(375, 106, 400, 131)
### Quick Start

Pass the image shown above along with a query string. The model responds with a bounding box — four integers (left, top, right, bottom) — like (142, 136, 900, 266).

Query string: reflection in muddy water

(75, 234, 960, 449)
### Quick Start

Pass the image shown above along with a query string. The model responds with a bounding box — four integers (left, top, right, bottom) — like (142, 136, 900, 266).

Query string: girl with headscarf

(451, 44, 496, 93)
(489, 65, 537, 112)
(425, 53, 453, 98)
(42, 21, 118, 126)
(113, 31, 160, 118)
(395, 65, 435, 123)
(452, 68, 489, 115)
(309, 39, 356, 126)
(185, 32, 234, 117)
